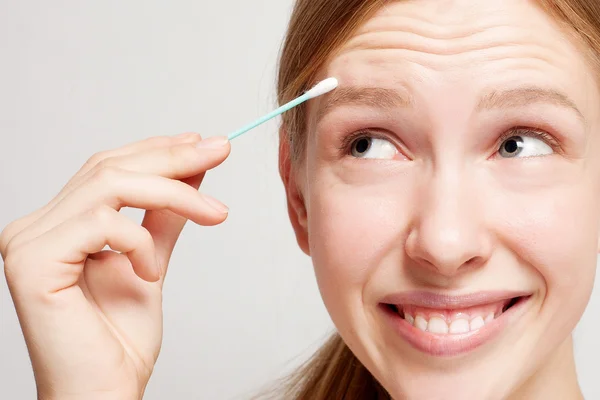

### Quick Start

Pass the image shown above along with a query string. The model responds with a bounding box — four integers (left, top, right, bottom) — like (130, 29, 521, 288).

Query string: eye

(498, 132, 554, 158)
(350, 136, 398, 159)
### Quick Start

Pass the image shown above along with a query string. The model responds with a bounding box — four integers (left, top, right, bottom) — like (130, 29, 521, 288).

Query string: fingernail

(203, 194, 229, 213)
(196, 136, 229, 149)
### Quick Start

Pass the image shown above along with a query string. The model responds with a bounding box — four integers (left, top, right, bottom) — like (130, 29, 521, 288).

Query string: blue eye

(351, 136, 397, 159)
(498, 135, 553, 158)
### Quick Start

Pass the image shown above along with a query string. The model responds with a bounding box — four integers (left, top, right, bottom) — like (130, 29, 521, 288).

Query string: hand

(1, 133, 230, 399)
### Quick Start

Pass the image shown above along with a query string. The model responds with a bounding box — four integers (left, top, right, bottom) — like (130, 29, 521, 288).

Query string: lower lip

(380, 296, 530, 357)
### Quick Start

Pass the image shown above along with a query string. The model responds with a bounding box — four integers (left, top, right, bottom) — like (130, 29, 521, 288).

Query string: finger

(87, 136, 230, 181)
(74, 133, 202, 179)
(52, 133, 204, 212)
(10, 168, 229, 250)
(22, 134, 224, 231)
(125, 139, 229, 276)
(5, 206, 160, 295)
(0, 133, 203, 253)
(142, 172, 205, 280)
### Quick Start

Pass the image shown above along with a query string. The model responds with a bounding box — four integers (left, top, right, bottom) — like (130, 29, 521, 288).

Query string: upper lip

(380, 290, 532, 309)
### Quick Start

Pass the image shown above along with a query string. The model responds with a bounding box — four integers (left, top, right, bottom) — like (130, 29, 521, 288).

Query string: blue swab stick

(227, 77, 338, 141)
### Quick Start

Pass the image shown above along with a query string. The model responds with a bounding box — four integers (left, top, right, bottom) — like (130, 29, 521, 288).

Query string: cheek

(306, 180, 409, 306)
(497, 181, 599, 320)
(505, 187, 597, 279)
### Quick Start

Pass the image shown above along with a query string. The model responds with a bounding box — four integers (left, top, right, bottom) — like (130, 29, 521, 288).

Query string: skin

(1, 133, 231, 398)
(280, 0, 600, 399)
(2, 1, 599, 399)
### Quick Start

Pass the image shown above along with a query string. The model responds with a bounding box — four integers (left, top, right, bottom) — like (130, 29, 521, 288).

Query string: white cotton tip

(304, 77, 338, 99)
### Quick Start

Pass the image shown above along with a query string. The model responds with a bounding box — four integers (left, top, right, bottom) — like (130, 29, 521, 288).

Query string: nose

(405, 170, 492, 277)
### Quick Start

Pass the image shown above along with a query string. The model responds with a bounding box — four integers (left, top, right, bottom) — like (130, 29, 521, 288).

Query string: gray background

(0, 1, 597, 399)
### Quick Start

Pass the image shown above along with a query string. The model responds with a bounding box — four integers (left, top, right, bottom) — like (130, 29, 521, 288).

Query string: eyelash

(338, 129, 395, 155)
(495, 127, 562, 154)
(338, 127, 562, 157)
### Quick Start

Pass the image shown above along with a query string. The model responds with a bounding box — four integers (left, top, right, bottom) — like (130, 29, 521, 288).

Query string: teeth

(402, 312, 495, 334)
(470, 316, 485, 331)
(428, 317, 449, 334)
(449, 318, 470, 334)
(415, 315, 428, 332)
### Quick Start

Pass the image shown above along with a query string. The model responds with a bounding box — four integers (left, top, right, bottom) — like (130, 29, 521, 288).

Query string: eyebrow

(477, 87, 584, 120)
(316, 87, 413, 122)
(316, 85, 583, 122)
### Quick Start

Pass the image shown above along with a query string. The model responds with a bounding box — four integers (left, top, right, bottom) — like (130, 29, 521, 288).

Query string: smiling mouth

(380, 293, 532, 356)
(385, 296, 526, 335)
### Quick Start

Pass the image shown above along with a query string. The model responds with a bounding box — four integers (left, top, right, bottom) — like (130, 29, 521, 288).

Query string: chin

(381, 371, 509, 400)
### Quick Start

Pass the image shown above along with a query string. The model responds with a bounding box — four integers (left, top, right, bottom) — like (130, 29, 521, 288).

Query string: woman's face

(284, 0, 600, 398)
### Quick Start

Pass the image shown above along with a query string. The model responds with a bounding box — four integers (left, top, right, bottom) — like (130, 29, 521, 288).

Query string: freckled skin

(287, 1, 600, 399)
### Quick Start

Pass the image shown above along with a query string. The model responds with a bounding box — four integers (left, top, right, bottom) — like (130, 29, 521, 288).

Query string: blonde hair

(274, 0, 600, 398)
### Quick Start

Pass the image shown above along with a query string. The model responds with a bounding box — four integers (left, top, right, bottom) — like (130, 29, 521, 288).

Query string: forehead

(317, 0, 599, 120)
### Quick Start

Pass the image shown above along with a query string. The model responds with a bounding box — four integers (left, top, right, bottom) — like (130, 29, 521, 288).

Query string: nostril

(405, 219, 493, 276)
(465, 255, 486, 268)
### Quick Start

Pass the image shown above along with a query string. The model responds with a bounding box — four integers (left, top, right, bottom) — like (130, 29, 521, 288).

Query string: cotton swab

(227, 77, 338, 141)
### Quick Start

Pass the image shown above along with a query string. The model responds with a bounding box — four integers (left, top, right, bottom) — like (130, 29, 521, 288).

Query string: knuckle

(92, 165, 121, 184)
(0, 220, 29, 261)
(166, 144, 181, 159)
(3, 245, 32, 287)
(187, 132, 203, 141)
(3, 253, 18, 285)
(172, 143, 199, 164)
(3, 235, 20, 261)
(0, 221, 17, 257)
(85, 150, 111, 169)
(95, 157, 116, 170)
(89, 205, 116, 227)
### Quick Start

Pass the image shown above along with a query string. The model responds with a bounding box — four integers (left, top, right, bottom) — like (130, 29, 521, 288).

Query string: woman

(2, 0, 599, 398)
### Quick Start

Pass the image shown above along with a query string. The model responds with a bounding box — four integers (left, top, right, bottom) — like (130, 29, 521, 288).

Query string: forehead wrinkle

(317, 87, 414, 122)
